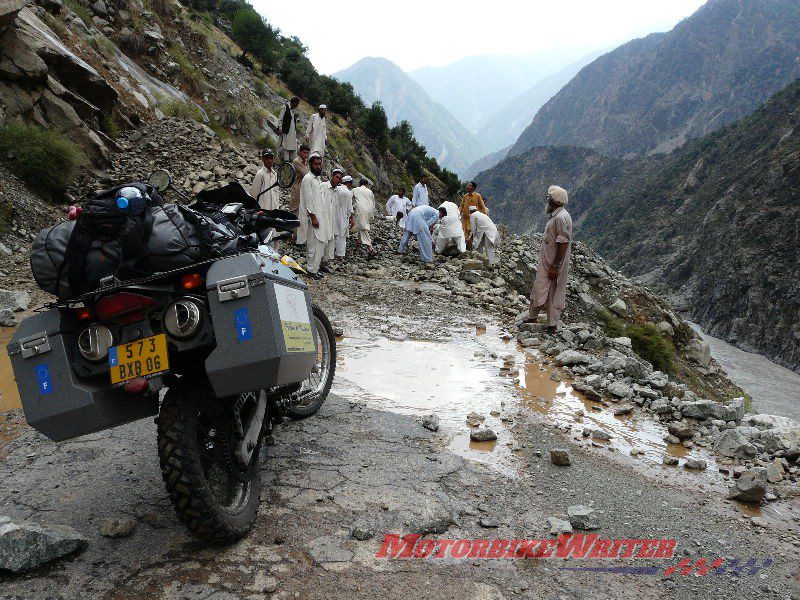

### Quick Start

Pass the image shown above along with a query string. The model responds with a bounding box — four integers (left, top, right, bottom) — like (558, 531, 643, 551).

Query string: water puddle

(0, 327, 21, 413)
(334, 325, 726, 484)
(333, 332, 519, 473)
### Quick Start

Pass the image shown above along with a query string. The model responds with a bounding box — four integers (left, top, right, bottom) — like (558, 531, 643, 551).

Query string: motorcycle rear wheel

(157, 388, 261, 544)
(286, 304, 336, 419)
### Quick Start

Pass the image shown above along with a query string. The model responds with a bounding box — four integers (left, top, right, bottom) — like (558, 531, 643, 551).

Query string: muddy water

(0, 327, 21, 412)
(334, 326, 724, 482)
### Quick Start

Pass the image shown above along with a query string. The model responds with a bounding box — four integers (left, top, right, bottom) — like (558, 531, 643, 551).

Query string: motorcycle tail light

(180, 273, 203, 290)
(164, 298, 202, 339)
(96, 292, 156, 321)
(74, 306, 93, 321)
(77, 323, 114, 362)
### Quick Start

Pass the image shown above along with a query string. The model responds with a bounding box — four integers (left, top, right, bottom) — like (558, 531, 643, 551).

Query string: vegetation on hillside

(180, 0, 460, 195)
(0, 124, 84, 198)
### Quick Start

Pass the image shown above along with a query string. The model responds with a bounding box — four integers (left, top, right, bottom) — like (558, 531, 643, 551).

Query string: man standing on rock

(469, 205, 499, 266)
(297, 153, 334, 279)
(527, 185, 572, 333)
(250, 149, 279, 210)
(307, 104, 327, 157)
(352, 179, 377, 258)
(412, 174, 429, 207)
(386, 187, 411, 228)
(399, 205, 439, 263)
(289, 144, 310, 215)
(332, 174, 354, 260)
(460, 181, 487, 240)
(277, 96, 300, 162)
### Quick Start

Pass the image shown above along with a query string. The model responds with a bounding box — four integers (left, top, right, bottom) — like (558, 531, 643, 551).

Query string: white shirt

(297, 171, 333, 244)
(470, 210, 499, 246)
(352, 186, 375, 231)
(386, 195, 410, 218)
(307, 113, 327, 156)
(412, 182, 429, 207)
(278, 105, 297, 151)
(331, 184, 353, 237)
(436, 201, 466, 252)
(250, 166, 279, 210)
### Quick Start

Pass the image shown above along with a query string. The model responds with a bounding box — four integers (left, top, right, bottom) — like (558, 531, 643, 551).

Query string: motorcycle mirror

(148, 169, 172, 192)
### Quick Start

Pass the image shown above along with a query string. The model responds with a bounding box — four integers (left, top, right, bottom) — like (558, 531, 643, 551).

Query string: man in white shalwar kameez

(250, 149, 279, 210)
(527, 185, 572, 333)
(307, 105, 327, 157)
(277, 96, 299, 162)
(399, 205, 439, 263)
(331, 173, 354, 259)
(469, 205, 499, 266)
(412, 175, 429, 207)
(352, 179, 376, 257)
(297, 154, 334, 278)
(386, 188, 411, 228)
(434, 200, 466, 256)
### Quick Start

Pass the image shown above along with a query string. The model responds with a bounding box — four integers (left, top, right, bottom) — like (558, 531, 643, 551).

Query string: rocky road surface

(1, 266, 798, 600)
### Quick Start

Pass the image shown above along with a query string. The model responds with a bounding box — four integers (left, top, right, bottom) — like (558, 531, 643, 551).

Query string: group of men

(259, 96, 574, 331)
(391, 179, 499, 267)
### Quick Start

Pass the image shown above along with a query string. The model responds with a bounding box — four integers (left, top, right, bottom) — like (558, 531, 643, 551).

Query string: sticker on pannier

(234, 308, 253, 341)
(35, 364, 52, 395)
(274, 285, 314, 353)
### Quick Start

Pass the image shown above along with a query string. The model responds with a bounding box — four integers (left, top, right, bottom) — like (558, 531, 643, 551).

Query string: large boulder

(553, 350, 594, 366)
(0, 516, 87, 573)
(680, 397, 744, 423)
(713, 429, 757, 458)
(0, 288, 30, 312)
(751, 426, 800, 456)
(727, 468, 767, 504)
(0, 0, 29, 27)
(742, 414, 798, 431)
(685, 338, 711, 367)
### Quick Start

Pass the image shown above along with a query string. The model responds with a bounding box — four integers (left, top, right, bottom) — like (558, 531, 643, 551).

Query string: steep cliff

(509, 0, 800, 159)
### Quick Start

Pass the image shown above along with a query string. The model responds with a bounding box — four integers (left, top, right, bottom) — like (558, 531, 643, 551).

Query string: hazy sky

(252, 0, 707, 74)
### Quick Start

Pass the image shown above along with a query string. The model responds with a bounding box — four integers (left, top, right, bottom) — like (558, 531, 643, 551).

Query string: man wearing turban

(528, 185, 572, 333)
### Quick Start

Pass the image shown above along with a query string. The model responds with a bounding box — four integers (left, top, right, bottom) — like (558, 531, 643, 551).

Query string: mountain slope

(579, 78, 800, 372)
(335, 57, 485, 175)
(509, 0, 800, 159)
(409, 50, 593, 132)
(474, 51, 604, 153)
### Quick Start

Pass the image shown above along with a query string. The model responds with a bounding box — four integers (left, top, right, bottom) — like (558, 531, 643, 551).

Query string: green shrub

(66, 0, 92, 26)
(0, 123, 84, 198)
(626, 324, 675, 373)
(101, 113, 120, 139)
(597, 309, 675, 372)
(159, 99, 204, 121)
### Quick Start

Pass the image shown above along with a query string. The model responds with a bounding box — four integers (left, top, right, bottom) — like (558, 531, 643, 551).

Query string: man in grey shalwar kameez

(528, 185, 572, 333)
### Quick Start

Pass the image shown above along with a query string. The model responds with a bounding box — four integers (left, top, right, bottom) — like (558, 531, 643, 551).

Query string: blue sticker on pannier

(234, 308, 253, 341)
(35, 364, 52, 395)
(108, 346, 118, 367)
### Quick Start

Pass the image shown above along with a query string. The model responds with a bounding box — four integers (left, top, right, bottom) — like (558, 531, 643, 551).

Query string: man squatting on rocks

(468, 204, 499, 266)
(527, 185, 572, 333)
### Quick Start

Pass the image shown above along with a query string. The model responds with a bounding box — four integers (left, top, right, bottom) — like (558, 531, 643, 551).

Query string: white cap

(341, 175, 353, 183)
(469, 205, 479, 212)
(319, 104, 327, 109)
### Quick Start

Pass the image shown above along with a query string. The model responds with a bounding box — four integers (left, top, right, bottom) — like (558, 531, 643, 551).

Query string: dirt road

(1, 270, 798, 600)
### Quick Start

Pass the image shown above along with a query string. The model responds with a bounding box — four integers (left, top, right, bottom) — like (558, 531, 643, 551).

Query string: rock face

(508, 0, 800, 159)
(0, 516, 87, 573)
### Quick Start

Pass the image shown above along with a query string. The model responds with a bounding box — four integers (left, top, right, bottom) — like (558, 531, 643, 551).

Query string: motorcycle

(7, 164, 336, 544)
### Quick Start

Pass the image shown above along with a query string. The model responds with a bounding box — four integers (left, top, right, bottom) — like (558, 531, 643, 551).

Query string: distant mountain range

(408, 49, 596, 132)
(473, 51, 605, 154)
(334, 57, 486, 175)
(508, 0, 800, 158)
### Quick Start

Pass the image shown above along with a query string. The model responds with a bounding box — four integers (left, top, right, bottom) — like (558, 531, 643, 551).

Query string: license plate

(108, 334, 169, 385)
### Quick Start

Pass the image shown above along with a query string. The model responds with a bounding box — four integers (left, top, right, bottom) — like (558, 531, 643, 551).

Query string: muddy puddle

(335, 326, 728, 482)
(0, 327, 21, 413)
